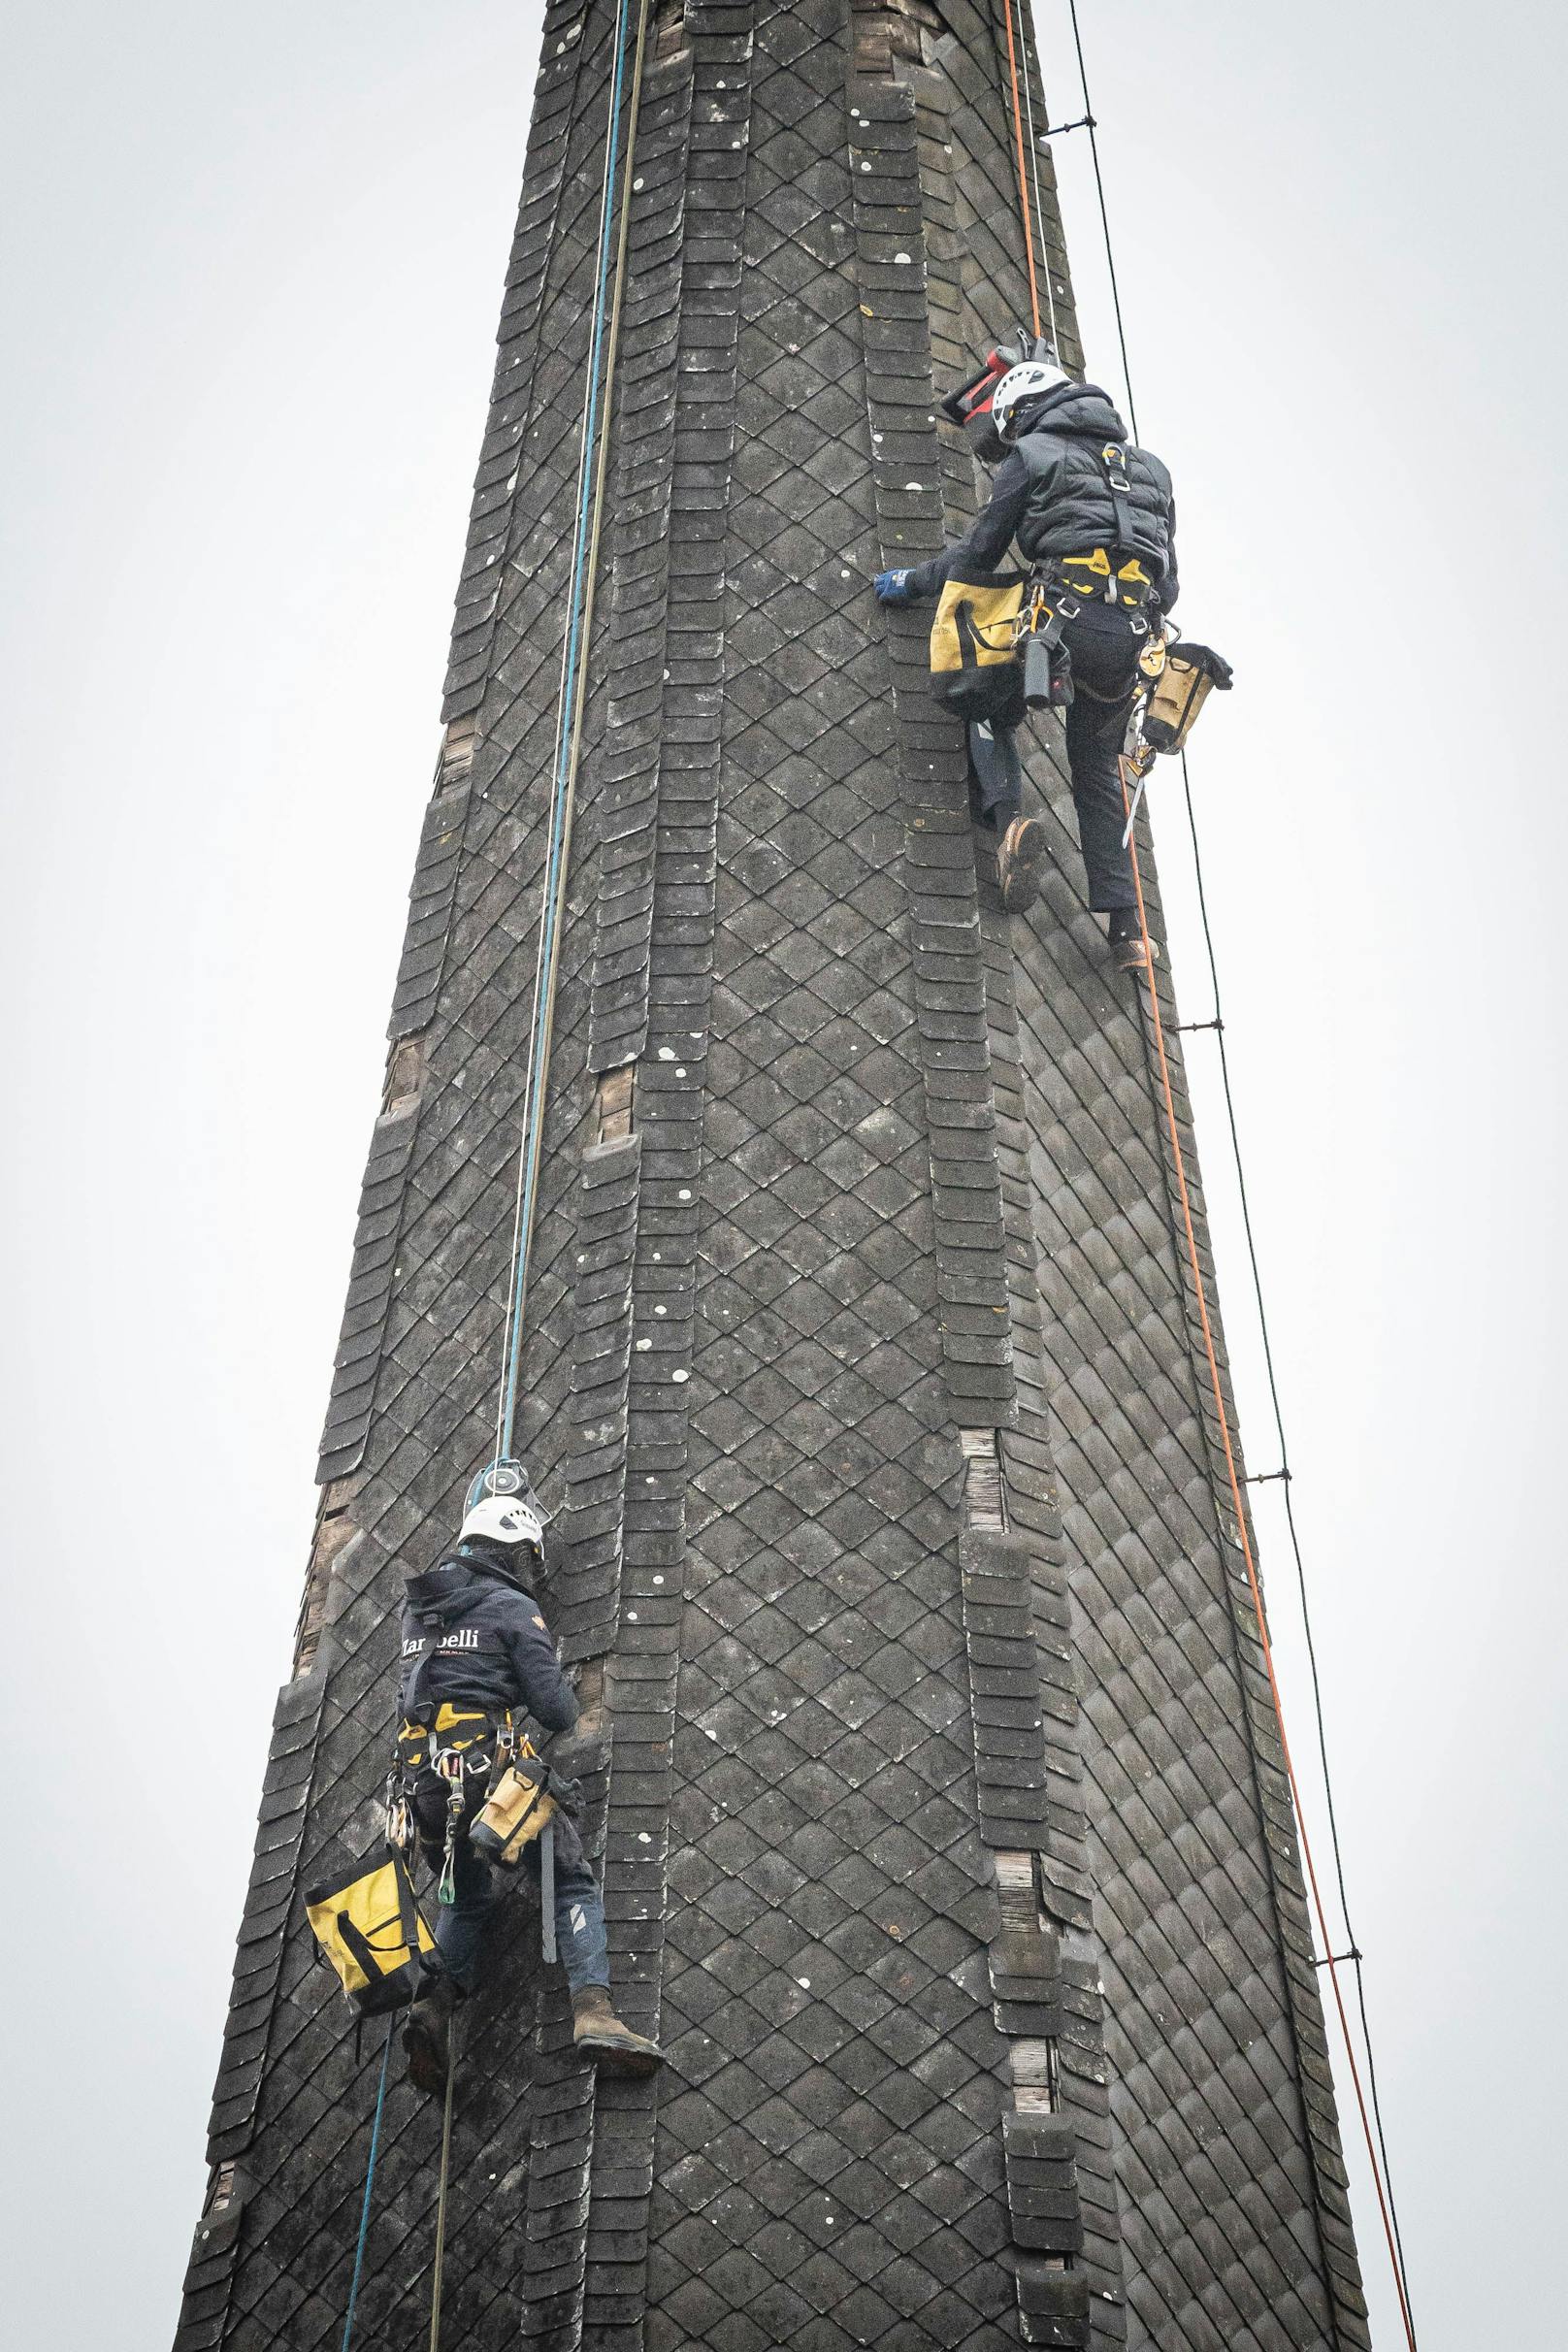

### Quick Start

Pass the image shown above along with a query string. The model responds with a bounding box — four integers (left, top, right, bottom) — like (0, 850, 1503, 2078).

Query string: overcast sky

(3, 4, 1562, 2346)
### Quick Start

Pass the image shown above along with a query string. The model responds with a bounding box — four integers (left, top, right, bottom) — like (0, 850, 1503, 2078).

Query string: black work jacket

(397, 1542, 579, 1735)
(906, 381, 1178, 609)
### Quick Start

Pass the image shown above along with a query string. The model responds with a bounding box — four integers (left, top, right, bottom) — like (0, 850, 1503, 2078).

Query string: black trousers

(413, 1789, 609, 1994)
(968, 602, 1144, 913)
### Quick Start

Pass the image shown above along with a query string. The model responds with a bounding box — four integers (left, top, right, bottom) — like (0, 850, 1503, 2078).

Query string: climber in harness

(393, 1464, 662, 2091)
(875, 351, 1178, 970)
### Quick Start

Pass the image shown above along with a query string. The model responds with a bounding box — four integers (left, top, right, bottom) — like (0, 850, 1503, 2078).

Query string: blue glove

(873, 568, 916, 606)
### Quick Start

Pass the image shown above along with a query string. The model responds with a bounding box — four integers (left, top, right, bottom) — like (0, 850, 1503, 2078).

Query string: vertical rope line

(1175, 746, 1415, 2301)
(1002, 0, 1042, 333)
(492, 19, 622, 1471)
(502, 0, 653, 1458)
(1048, 3, 1417, 2329)
(500, 0, 631, 1452)
(340, 2017, 395, 2352)
(1014, 0, 1060, 356)
(491, 0, 647, 1462)
(1065, 0, 1137, 438)
(1120, 766, 1419, 2352)
(427, 2051, 458, 2352)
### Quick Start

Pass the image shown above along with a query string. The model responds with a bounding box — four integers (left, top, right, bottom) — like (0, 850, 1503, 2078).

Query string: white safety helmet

(991, 358, 1069, 444)
(459, 1492, 546, 1556)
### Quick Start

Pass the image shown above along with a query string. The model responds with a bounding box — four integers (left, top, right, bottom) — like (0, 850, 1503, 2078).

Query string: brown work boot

(996, 816, 1046, 912)
(1107, 908, 1160, 973)
(572, 1984, 663, 2077)
(1110, 929, 1160, 974)
(403, 1975, 455, 2096)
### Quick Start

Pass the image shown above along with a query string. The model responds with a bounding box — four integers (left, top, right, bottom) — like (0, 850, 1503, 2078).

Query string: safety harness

(388, 1700, 558, 1909)
(931, 434, 1173, 720)
(1042, 441, 1162, 620)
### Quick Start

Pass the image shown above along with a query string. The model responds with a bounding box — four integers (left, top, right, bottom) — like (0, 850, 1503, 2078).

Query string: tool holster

(1017, 581, 1080, 712)
(1143, 641, 1234, 754)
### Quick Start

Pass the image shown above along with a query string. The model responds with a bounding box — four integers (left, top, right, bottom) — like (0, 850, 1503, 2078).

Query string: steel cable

(1050, 0, 1417, 2335)
(493, 0, 653, 1464)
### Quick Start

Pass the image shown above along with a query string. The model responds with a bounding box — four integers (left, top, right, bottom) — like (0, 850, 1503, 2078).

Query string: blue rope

(499, 0, 636, 1458)
(340, 2015, 395, 2352)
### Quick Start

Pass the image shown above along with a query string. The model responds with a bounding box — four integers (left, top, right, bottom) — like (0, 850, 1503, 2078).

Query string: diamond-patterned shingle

(175, 4, 1369, 2349)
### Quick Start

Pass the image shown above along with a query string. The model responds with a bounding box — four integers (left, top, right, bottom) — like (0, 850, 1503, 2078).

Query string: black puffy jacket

(905, 380, 1177, 609)
(397, 1540, 579, 1734)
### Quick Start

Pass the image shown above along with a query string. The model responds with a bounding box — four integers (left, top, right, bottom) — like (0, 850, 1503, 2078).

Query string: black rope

(1175, 747, 1416, 2317)
(1063, 2, 1418, 2327)
(1066, 0, 1138, 440)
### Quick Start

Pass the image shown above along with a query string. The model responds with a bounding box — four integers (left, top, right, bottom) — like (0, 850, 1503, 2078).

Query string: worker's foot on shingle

(997, 816, 1045, 911)
(572, 1984, 663, 2076)
(1107, 910, 1160, 974)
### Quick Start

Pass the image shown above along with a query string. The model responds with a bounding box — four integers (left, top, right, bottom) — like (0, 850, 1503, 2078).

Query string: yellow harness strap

(1058, 547, 1154, 606)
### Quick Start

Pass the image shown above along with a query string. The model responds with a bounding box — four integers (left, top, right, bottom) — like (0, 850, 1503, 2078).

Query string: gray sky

(3, 4, 1562, 2345)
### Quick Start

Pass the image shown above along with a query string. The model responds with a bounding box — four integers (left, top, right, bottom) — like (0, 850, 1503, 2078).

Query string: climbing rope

(1005, 0, 1060, 357)
(1013, 3, 1421, 2339)
(1118, 767, 1418, 2352)
(493, 0, 654, 1467)
(340, 2016, 395, 2352)
(1173, 736, 1415, 2321)
(1001, 0, 1043, 339)
(428, 2047, 458, 2351)
(1063, 0, 1137, 442)
(419, 0, 651, 2327)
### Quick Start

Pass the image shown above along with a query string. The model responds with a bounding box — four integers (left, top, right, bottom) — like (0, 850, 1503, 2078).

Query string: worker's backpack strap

(1096, 441, 1141, 569)
(306, 1845, 436, 2017)
(929, 570, 1028, 724)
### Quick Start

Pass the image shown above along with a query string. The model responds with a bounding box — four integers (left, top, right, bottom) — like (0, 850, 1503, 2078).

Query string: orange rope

(1002, 0, 1042, 335)
(990, 16, 1413, 2331)
(1119, 762, 1419, 2352)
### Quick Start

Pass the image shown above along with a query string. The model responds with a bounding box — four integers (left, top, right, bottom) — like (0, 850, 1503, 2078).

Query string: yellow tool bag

(306, 1846, 435, 2016)
(1143, 641, 1233, 755)
(929, 571, 1028, 724)
(470, 1751, 555, 1868)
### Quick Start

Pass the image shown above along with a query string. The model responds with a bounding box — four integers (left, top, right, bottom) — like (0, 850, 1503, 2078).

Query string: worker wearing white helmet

(395, 1458, 661, 2090)
(875, 344, 1178, 970)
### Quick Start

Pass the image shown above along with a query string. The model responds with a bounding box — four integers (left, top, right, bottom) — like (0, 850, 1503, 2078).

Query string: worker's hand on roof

(873, 568, 916, 605)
